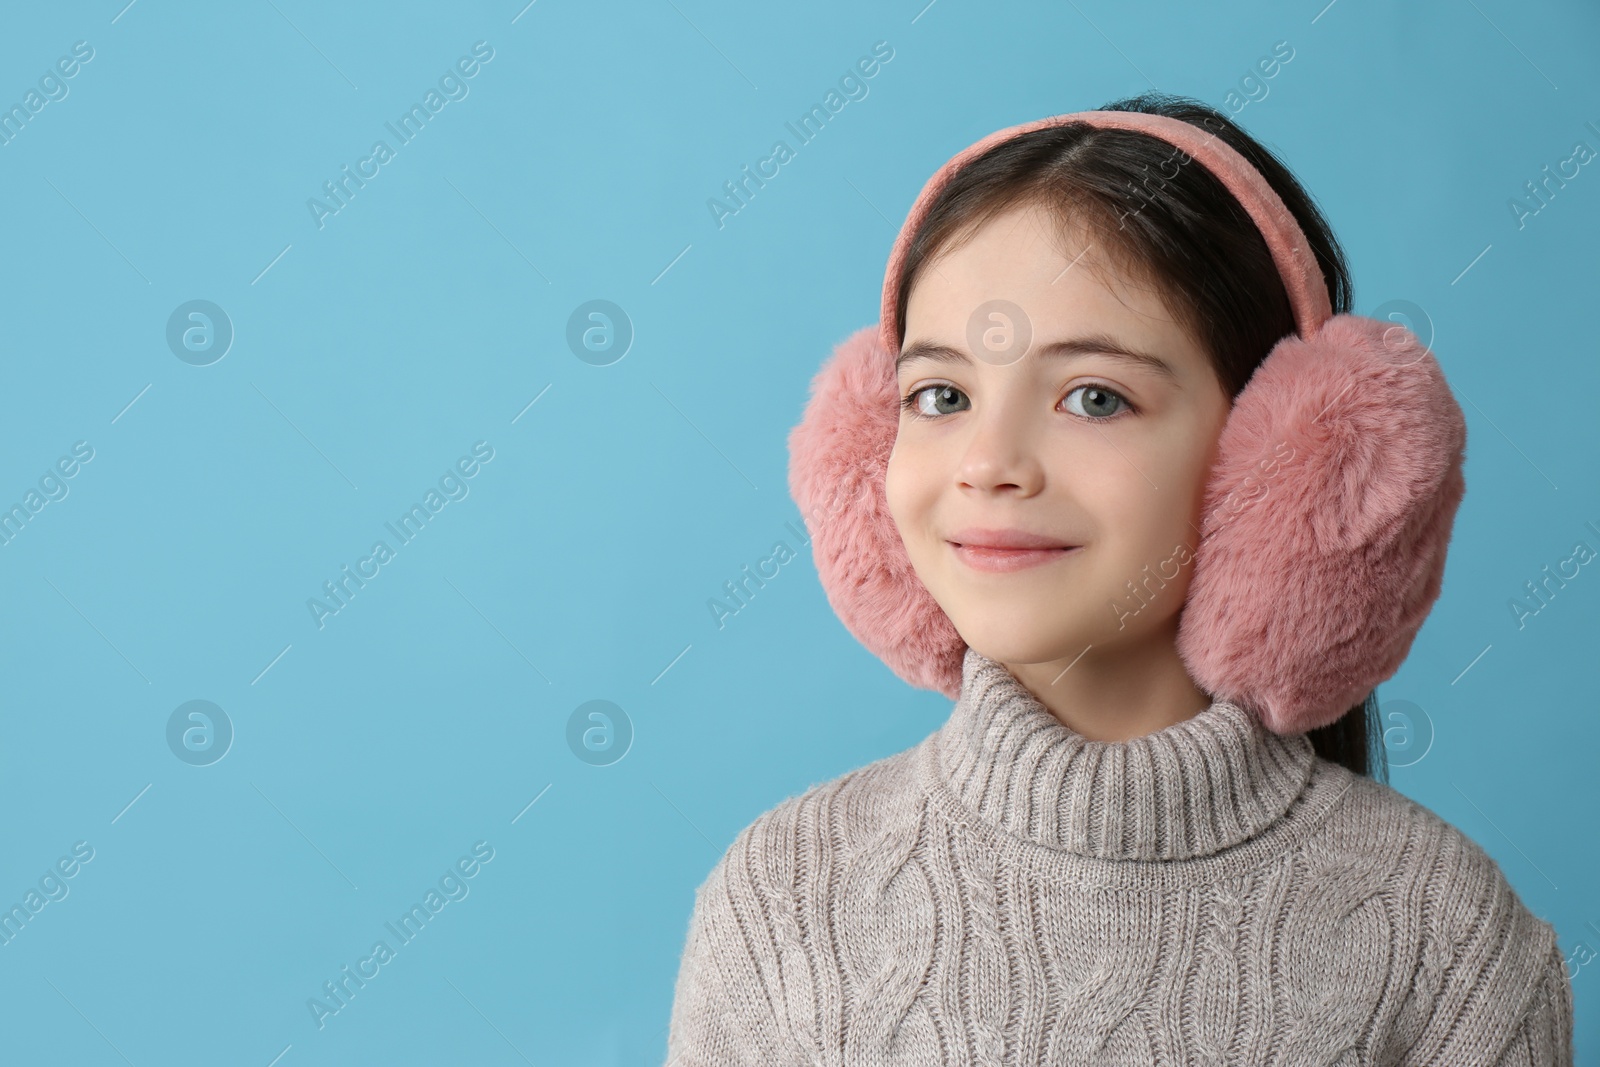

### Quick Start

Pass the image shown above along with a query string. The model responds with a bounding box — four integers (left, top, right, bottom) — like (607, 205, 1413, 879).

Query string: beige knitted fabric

(666, 646, 1575, 1065)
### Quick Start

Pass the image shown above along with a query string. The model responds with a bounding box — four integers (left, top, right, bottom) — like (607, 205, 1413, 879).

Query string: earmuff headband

(878, 110, 1334, 355)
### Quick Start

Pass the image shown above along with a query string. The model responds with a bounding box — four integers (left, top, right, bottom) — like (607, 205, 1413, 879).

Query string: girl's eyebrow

(896, 334, 1180, 384)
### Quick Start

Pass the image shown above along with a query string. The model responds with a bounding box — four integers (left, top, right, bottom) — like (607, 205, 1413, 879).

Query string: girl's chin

(946, 619, 1089, 660)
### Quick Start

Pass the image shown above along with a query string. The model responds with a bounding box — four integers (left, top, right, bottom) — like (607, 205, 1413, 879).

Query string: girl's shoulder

(1323, 766, 1550, 914)
(1310, 763, 1567, 1058)
(1312, 764, 1553, 931)
(702, 735, 929, 897)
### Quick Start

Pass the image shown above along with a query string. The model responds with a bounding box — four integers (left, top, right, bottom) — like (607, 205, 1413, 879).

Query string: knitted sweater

(665, 646, 1575, 1066)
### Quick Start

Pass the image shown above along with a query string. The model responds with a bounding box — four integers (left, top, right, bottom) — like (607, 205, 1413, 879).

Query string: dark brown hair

(893, 90, 1387, 782)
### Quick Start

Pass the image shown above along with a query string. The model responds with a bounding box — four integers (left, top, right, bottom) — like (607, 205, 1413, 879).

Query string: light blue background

(0, 0, 1595, 1062)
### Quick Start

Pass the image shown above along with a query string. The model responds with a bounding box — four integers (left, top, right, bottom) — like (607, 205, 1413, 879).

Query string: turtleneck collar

(928, 646, 1318, 862)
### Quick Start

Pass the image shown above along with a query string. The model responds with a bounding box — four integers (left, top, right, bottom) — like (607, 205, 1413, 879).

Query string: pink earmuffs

(786, 110, 1467, 736)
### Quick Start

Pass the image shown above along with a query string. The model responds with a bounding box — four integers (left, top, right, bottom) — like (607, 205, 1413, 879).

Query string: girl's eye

(1064, 383, 1133, 420)
(899, 382, 1135, 422)
(901, 383, 968, 419)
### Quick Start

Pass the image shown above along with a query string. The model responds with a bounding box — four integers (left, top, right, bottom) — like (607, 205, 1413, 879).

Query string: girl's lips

(950, 542, 1082, 573)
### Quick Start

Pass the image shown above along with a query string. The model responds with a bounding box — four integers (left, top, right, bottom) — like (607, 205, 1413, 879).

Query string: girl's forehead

(917, 204, 1155, 300)
(902, 206, 1214, 384)
(909, 218, 1172, 331)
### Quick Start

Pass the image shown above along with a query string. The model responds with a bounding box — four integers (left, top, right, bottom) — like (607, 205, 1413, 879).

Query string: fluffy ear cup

(787, 314, 1469, 731)
(787, 324, 966, 699)
(1174, 312, 1467, 734)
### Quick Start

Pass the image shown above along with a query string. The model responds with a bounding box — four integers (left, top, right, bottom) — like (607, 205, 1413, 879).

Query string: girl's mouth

(949, 543, 1082, 573)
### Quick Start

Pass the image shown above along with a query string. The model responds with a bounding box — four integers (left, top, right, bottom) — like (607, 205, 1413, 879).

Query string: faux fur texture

(786, 324, 965, 698)
(1172, 313, 1467, 733)
(786, 316, 1467, 734)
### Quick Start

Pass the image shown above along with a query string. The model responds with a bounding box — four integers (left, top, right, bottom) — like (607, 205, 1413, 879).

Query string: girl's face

(886, 201, 1234, 674)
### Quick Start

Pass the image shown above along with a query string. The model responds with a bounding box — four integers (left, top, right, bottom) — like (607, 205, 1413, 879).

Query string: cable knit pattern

(758, 875, 823, 1065)
(950, 823, 1007, 1066)
(839, 802, 938, 1063)
(1190, 874, 1246, 1064)
(665, 647, 1575, 1065)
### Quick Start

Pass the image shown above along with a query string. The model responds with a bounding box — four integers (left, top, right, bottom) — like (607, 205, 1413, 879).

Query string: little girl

(666, 92, 1575, 1066)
